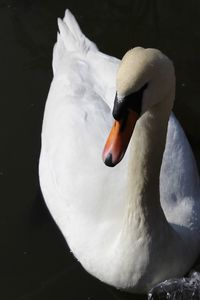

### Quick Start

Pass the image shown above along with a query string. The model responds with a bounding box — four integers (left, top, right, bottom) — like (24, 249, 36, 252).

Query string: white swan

(39, 10, 200, 293)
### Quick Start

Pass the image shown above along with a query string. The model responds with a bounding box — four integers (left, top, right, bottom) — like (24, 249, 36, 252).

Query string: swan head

(103, 47, 175, 167)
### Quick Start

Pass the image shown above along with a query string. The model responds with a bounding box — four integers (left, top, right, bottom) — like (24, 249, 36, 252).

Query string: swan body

(39, 10, 200, 293)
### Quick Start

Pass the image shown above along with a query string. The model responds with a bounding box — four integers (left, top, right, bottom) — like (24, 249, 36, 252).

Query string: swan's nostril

(104, 153, 114, 167)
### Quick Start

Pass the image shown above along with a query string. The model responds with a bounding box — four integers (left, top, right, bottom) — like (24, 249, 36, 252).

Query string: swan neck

(126, 102, 171, 227)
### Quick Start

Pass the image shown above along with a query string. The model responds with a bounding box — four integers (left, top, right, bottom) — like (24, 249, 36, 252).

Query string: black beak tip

(104, 153, 115, 167)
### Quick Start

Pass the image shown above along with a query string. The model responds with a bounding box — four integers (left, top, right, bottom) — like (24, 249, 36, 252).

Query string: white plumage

(39, 9, 200, 293)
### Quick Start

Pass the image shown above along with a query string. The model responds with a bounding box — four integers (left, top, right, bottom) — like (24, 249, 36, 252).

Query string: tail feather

(57, 17, 76, 52)
(52, 9, 97, 74)
(63, 9, 84, 42)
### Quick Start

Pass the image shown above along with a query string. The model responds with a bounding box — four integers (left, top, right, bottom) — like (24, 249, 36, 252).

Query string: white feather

(39, 9, 200, 293)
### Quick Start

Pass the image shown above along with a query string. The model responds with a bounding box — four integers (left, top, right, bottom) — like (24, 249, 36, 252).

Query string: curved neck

(124, 100, 172, 233)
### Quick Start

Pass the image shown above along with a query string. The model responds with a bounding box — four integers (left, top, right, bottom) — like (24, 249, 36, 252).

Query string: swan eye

(113, 83, 148, 121)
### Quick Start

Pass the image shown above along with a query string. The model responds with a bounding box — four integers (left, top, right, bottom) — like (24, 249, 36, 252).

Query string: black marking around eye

(120, 110, 129, 132)
(112, 94, 127, 121)
(112, 83, 148, 121)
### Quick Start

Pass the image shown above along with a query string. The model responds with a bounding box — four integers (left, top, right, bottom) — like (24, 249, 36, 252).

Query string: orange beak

(102, 110, 139, 167)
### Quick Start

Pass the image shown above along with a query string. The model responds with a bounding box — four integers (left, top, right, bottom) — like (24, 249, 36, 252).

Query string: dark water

(1, 1, 200, 299)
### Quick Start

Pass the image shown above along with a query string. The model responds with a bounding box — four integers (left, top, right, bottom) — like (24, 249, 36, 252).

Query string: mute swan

(39, 9, 200, 293)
